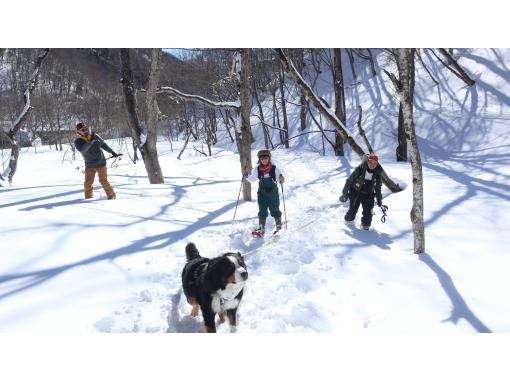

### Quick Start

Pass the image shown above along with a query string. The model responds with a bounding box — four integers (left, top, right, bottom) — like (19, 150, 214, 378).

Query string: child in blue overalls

(246, 149, 285, 236)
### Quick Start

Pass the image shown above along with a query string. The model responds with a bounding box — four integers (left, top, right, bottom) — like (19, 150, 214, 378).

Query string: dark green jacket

(341, 163, 383, 204)
(74, 133, 115, 168)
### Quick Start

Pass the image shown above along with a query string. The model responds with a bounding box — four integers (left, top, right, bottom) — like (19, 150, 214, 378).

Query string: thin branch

(156, 86, 240, 111)
(356, 106, 374, 153)
(429, 48, 475, 87)
(415, 49, 440, 86)
(307, 103, 336, 148)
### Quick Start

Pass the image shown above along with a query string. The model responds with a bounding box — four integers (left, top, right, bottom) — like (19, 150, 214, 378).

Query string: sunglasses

(78, 127, 89, 133)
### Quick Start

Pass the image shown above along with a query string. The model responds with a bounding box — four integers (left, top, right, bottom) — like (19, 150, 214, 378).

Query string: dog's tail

(185, 242, 201, 262)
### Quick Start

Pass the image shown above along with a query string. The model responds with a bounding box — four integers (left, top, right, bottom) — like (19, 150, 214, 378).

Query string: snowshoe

(251, 227, 265, 238)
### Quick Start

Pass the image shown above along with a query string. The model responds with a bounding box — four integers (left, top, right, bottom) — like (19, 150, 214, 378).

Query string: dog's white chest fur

(212, 283, 244, 313)
(211, 295, 240, 314)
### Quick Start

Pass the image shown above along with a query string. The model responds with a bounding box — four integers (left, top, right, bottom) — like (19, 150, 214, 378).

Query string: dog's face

(203, 252, 248, 300)
(225, 252, 248, 284)
(217, 252, 248, 301)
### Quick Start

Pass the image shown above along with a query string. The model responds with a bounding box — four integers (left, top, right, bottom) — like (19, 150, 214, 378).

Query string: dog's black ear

(204, 258, 224, 291)
(235, 252, 247, 268)
(204, 257, 234, 291)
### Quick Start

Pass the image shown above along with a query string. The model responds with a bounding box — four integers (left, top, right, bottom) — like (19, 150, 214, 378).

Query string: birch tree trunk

(275, 48, 402, 193)
(396, 50, 416, 161)
(0, 49, 49, 185)
(239, 49, 253, 201)
(145, 48, 164, 184)
(385, 49, 425, 254)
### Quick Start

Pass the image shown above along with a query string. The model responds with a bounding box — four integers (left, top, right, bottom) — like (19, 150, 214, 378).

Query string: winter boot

(253, 218, 266, 236)
(275, 216, 282, 231)
(361, 224, 370, 230)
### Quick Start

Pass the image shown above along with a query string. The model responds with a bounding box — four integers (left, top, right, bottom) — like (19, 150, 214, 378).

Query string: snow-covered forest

(2, 3, 509, 379)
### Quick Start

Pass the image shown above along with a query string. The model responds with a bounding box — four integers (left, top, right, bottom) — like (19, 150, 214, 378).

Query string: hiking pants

(84, 166, 115, 199)
(257, 181, 282, 220)
(344, 191, 374, 226)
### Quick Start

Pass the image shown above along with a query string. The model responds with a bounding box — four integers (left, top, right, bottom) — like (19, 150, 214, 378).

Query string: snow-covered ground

(1, 135, 508, 333)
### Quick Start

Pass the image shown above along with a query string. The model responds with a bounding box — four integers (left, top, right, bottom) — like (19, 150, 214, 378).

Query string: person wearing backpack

(74, 122, 122, 200)
(246, 149, 285, 236)
(339, 153, 384, 230)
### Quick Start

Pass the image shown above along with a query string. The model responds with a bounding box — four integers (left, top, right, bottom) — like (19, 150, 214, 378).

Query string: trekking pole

(280, 182, 288, 230)
(107, 153, 123, 168)
(232, 175, 244, 225)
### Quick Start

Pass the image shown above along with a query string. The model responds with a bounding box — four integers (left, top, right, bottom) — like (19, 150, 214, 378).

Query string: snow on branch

(156, 86, 240, 111)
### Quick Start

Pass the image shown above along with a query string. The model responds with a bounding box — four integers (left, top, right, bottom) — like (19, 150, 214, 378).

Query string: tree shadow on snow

(419, 253, 492, 333)
(0, 201, 237, 302)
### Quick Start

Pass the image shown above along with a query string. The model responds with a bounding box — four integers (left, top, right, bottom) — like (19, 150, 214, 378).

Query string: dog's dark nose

(241, 271, 248, 280)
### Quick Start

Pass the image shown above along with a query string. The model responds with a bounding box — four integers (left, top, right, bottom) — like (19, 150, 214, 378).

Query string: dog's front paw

(191, 304, 200, 317)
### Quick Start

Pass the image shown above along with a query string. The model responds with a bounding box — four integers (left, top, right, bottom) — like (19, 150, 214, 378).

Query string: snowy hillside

(1, 48, 510, 337)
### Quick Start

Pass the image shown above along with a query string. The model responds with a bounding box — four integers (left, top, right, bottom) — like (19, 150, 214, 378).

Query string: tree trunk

(386, 49, 425, 254)
(396, 104, 408, 161)
(119, 49, 144, 159)
(396, 49, 416, 162)
(239, 49, 253, 201)
(0, 49, 49, 185)
(253, 88, 270, 148)
(144, 48, 165, 184)
(275, 48, 402, 193)
(120, 48, 165, 184)
(333, 48, 346, 156)
(277, 69, 289, 148)
(297, 50, 308, 132)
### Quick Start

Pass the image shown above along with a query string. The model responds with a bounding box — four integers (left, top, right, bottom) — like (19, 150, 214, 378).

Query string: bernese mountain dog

(181, 242, 248, 333)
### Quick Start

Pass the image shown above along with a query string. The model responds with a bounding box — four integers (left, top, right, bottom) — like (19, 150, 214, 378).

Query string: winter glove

(379, 204, 388, 212)
(278, 175, 285, 184)
(112, 152, 123, 158)
(339, 195, 348, 203)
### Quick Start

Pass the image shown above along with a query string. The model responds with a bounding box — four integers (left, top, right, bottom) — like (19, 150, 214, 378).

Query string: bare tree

(394, 49, 415, 162)
(0, 49, 49, 185)
(275, 48, 402, 193)
(119, 48, 165, 184)
(238, 49, 254, 200)
(145, 48, 165, 183)
(156, 50, 254, 201)
(277, 67, 289, 148)
(384, 49, 425, 254)
(333, 49, 346, 156)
